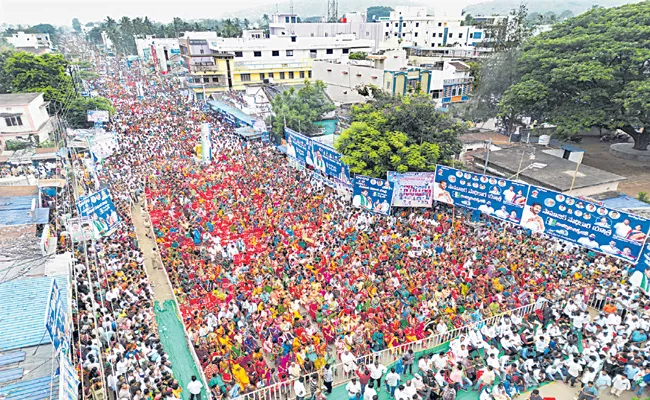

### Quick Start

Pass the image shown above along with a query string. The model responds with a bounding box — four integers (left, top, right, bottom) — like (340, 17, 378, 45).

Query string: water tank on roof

(538, 135, 551, 146)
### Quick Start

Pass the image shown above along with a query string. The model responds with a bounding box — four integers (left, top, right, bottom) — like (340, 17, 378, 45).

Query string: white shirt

(368, 364, 387, 379)
(364, 387, 377, 400)
(188, 380, 203, 394)
(385, 372, 400, 387)
(294, 380, 306, 397)
(346, 381, 361, 397)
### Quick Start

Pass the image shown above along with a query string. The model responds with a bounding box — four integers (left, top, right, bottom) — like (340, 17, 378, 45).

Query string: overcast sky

(0, 0, 481, 26)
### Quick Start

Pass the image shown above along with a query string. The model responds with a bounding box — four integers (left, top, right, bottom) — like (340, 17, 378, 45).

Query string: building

(4, 31, 53, 54)
(0, 93, 55, 146)
(473, 145, 626, 196)
(180, 31, 373, 98)
(312, 50, 474, 106)
(135, 36, 182, 73)
(269, 12, 384, 51)
(379, 7, 486, 49)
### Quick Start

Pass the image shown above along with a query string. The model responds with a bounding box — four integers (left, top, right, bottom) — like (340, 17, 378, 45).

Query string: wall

(312, 60, 384, 104)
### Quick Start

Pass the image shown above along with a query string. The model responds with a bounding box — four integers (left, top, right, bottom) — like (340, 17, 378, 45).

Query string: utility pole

(482, 138, 492, 174)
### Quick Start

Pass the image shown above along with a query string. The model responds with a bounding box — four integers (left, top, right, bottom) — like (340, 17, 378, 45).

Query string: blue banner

(433, 165, 530, 224)
(45, 280, 67, 352)
(352, 175, 394, 215)
(311, 141, 352, 186)
(284, 128, 312, 166)
(523, 186, 650, 263)
(76, 188, 120, 238)
(629, 242, 650, 293)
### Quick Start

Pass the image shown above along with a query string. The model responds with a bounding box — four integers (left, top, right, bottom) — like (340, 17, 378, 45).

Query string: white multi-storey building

(269, 12, 384, 51)
(135, 36, 182, 73)
(5, 32, 52, 54)
(0, 93, 54, 145)
(379, 7, 486, 49)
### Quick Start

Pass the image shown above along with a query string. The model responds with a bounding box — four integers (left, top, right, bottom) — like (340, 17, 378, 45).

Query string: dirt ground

(577, 136, 650, 197)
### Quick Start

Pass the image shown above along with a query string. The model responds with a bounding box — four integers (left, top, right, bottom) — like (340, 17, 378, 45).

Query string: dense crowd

(44, 56, 650, 400)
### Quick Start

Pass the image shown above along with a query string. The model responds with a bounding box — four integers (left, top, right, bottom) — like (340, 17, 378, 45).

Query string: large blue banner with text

(311, 141, 352, 186)
(284, 128, 312, 166)
(76, 188, 120, 238)
(432, 165, 530, 224)
(523, 186, 649, 263)
(352, 175, 394, 215)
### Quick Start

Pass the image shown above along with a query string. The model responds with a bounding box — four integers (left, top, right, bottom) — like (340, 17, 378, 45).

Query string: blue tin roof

(0, 375, 59, 400)
(0, 276, 68, 351)
(207, 100, 255, 126)
(0, 195, 50, 226)
(601, 194, 650, 211)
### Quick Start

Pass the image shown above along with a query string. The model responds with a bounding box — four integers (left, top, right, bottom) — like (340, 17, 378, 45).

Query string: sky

(0, 0, 482, 26)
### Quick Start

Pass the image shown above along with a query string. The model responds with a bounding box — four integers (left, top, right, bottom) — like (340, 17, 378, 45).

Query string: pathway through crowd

(132, 201, 204, 399)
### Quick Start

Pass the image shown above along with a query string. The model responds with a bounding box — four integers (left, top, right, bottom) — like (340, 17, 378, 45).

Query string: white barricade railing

(235, 300, 546, 400)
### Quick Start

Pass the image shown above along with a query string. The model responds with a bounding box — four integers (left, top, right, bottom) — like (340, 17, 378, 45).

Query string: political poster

(284, 128, 312, 166)
(76, 188, 120, 238)
(45, 280, 68, 352)
(311, 141, 352, 186)
(387, 172, 436, 208)
(311, 170, 335, 188)
(352, 175, 394, 216)
(522, 185, 650, 263)
(629, 242, 650, 294)
(59, 354, 79, 400)
(67, 216, 99, 242)
(432, 165, 530, 224)
(87, 110, 110, 123)
(201, 123, 212, 163)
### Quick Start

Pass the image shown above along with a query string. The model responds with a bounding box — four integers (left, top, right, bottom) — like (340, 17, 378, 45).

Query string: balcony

(190, 63, 225, 73)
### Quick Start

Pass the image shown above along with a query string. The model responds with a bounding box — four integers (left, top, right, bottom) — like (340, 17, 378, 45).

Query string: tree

(66, 97, 114, 128)
(348, 52, 367, 60)
(342, 93, 466, 165)
(366, 6, 393, 22)
(2, 52, 75, 113)
(72, 18, 82, 33)
(462, 13, 475, 26)
(270, 80, 335, 140)
(481, 5, 532, 50)
(500, 2, 650, 150)
(335, 122, 440, 177)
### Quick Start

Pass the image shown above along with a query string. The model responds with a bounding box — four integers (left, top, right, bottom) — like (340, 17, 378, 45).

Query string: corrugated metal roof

(601, 194, 650, 211)
(0, 276, 68, 351)
(0, 375, 59, 400)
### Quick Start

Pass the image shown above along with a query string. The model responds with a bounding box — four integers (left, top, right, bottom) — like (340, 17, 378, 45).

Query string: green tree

(348, 52, 367, 60)
(335, 122, 440, 177)
(366, 6, 393, 22)
(66, 97, 115, 128)
(2, 52, 75, 113)
(270, 80, 335, 140)
(72, 18, 82, 33)
(481, 5, 532, 50)
(500, 2, 650, 150)
(350, 93, 466, 163)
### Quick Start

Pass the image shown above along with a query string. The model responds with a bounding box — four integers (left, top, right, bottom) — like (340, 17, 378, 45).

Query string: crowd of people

(38, 54, 650, 400)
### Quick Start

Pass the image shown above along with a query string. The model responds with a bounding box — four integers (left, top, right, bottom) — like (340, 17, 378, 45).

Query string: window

(268, 72, 274, 78)
(469, 33, 473, 38)
(438, 32, 443, 37)
(438, 22, 442, 27)
(394, 33, 398, 37)
(395, 23, 398, 27)
(458, 33, 463, 38)
(289, 71, 294, 79)
(342, 48, 349, 54)
(286, 50, 293, 56)
(386, 23, 389, 27)
(203, 77, 210, 83)
(285, 17, 290, 23)
(280, 72, 285, 79)
(326, 49, 333, 55)
(308, 71, 312, 78)
(310, 49, 317, 58)
(414, 42, 418, 47)
(260, 72, 265, 80)
(4, 116, 22, 126)
(449, 33, 453, 38)
(416, 22, 419, 27)
(415, 32, 418, 37)
(241, 74, 251, 82)
(291, 36, 296, 42)
(234, 51, 243, 57)
(254, 51, 262, 57)
(431, 90, 442, 99)
(200, 49, 204, 54)
(300, 71, 305, 78)
(272, 50, 279, 56)
(212, 77, 219, 82)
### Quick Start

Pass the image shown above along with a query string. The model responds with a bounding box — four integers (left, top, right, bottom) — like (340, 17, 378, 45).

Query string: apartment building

(179, 31, 373, 98)
(0, 93, 54, 145)
(135, 36, 182, 73)
(379, 7, 486, 49)
(5, 32, 53, 54)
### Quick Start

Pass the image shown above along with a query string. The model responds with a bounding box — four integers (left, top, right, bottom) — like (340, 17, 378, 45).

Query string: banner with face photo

(284, 128, 312, 166)
(522, 185, 650, 263)
(76, 188, 120, 238)
(432, 165, 530, 224)
(352, 175, 394, 216)
(311, 141, 352, 186)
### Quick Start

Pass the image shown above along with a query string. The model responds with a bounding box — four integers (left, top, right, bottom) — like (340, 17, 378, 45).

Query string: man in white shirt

(368, 361, 387, 388)
(187, 376, 203, 400)
(614, 219, 632, 238)
(611, 373, 631, 396)
(363, 382, 377, 400)
(294, 377, 307, 400)
(346, 378, 361, 398)
(564, 357, 583, 387)
(384, 368, 401, 398)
